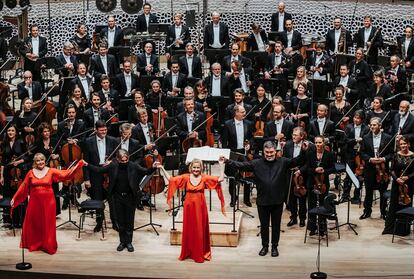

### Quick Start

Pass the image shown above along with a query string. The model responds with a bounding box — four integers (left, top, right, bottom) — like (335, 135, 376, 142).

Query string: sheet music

(185, 146, 230, 164)
(346, 163, 360, 189)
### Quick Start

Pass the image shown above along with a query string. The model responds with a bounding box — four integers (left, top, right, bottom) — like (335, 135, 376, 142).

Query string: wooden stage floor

(1, 184, 414, 279)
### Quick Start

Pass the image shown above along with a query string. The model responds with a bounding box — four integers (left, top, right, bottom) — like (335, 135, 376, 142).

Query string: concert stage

(1, 187, 414, 279)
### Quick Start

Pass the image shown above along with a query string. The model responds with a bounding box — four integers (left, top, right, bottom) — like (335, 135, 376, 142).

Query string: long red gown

(167, 174, 225, 263)
(11, 161, 84, 255)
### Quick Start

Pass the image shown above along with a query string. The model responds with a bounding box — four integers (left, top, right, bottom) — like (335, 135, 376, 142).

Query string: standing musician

(70, 23, 92, 64)
(349, 48, 373, 109)
(83, 92, 111, 129)
(343, 110, 370, 203)
(131, 108, 158, 164)
(282, 127, 308, 227)
(97, 75, 120, 115)
(33, 122, 61, 216)
(368, 71, 392, 109)
(264, 41, 291, 99)
(329, 86, 351, 130)
(289, 82, 312, 130)
(264, 104, 294, 148)
(17, 71, 43, 102)
(128, 90, 152, 124)
(57, 104, 86, 147)
(223, 43, 253, 74)
(84, 149, 156, 252)
(325, 17, 352, 55)
(178, 43, 203, 79)
(203, 11, 230, 50)
(204, 63, 230, 97)
(385, 56, 408, 98)
(115, 60, 139, 99)
(175, 97, 206, 144)
(222, 104, 254, 207)
(305, 43, 333, 84)
(70, 63, 93, 101)
(64, 87, 85, 125)
(14, 98, 38, 144)
(221, 140, 307, 257)
(354, 15, 383, 65)
(291, 66, 312, 98)
(251, 84, 271, 122)
(89, 42, 119, 90)
(82, 120, 118, 232)
(360, 117, 393, 220)
(165, 13, 191, 55)
(0, 124, 29, 227)
(305, 135, 335, 236)
(19, 24, 48, 82)
(389, 100, 414, 148)
(270, 1, 292, 32)
(100, 16, 123, 48)
(162, 61, 187, 97)
(332, 65, 358, 105)
(365, 97, 390, 131)
(177, 86, 204, 114)
(117, 123, 141, 163)
(136, 42, 160, 77)
(227, 61, 253, 96)
(397, 26, 414, 69)
(225, 88, 253, 121)
(308, 104, 335, 145)
(146, 79, 166, 111)
(136, 3, 159, 33)
(382, 137, 414, 236)
(280, 19, 302, 57)
(247, 22, 268, 52)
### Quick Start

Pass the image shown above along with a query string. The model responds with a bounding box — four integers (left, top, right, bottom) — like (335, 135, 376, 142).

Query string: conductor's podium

(170, 211, 243, 247)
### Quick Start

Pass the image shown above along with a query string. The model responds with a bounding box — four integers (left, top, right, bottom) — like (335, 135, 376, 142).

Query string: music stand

(268, 31, 284, 43)
(171, 49, 186, 60)
(243, 51, 268, 75)
(204, 49, 231, 65)
(310, 79, 328, 101)
(165, 96, 183, 117)
(148, 23, 169, 34)
(56, 181, 80, 230)
(134, 173, 162, 235)
(140, 75, 163, 94)
(337, 164, 359, 235)
(108, 46, 131, 64)
(210, 95, 230, 122)
(0, 58, 16, 81)
(118, 98, 134, 121)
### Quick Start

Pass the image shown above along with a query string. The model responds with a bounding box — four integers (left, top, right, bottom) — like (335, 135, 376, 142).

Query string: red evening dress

(167, 174, 225, 263)
(11, 161, 84, 255)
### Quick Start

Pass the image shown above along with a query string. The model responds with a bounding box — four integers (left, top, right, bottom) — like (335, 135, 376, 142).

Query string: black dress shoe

(258, 246, 268, 256)
(309, 230, 317, 236)
(137, 204, 144, 211)
(287, 219, 297, 227)
(271, 246, 279, 257)
(230, 201, 235, 207)
(117, 243, 126, 251)
(126, 243, 134, 252)
(244, 200, 252, 207)
(94, 224, 102, 232)
(351, 197, 361, 205)
(359, 212, 371, 220)
(299, 219, 306, 227)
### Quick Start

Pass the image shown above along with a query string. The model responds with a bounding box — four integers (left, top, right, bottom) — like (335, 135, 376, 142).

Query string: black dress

(329, 101, 351, 127)
(383, 153, 414, 236)
(66, 99, 85, 120)
(13, 111, 38, 140)
(291, 96, 312, 129)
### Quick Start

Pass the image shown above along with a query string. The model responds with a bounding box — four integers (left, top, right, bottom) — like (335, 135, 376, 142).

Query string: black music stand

(310, 79, 329, 101)
(186, 77, 201, 87)
(118, 98, 134, 121)
(268, 31, 284, 43)
(165, 96, 183, 117)
(56, 182, 80, 230)
(148, 23, 169, 34)
(210, 95, 230, 122)
(134, 173, 162, 235)
(171, 49, 186, 60)
(337, 164, 359, 235)
(243, 51, 268, 75)
(140, 75, 163, 94)
(204, 49, 231, 65)
(0, 58, 16, 81)
(108, 46, 131, 64)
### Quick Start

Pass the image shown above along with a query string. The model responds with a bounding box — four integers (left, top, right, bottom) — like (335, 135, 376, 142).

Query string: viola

(355, 154, 365, 176)
(10, 165, 23, 188)
(398, 182, 411, 206)
(254, 116, 265, 138)
(293, 171, 307, 197)
(313, 173, 327, 195)
(143, 152, 165, 195)
(375, 161, 390, 184)
(339, 118, 349, 131)
(242, 140, 254, 178)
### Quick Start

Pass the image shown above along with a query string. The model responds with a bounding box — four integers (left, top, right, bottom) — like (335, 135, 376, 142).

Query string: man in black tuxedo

(270, 2, 292, 32)
(82, 120, 118, 232)
(264, 41, 291, 99)
(205, 62, 230, 97)
(360, 117, 393, 220)
(354, 15, 383, 65)
(89, 43, 119, 90)
(71, 63, 93, 101)
(308, 104, 335, 144)
(84, 149, 155, 252)
(97, 75, 120, 115)
(176, 86, 204, 114)
(227, 61, 253, 95)
(398, 26, 414, 69)
(385, 55, 408, 95)
(136, 3, 159, 33)
(175, 97, 206, 143)
(162, 60, 187, 97)
(390, 101, 414, 147)
(165, 13, 191, 54)
(118, 123, 142, 163)
(115, 60, 139, 98)
(349, 48, 373, 108)
(223, 42, 252, 74)
(100, 16, 123, 48)
(222, 104, 254, 207)
(19, 24, 48, 82)
(325, 17, 353, 54)
(247, 22, 268, 52)
(264, 104, 294, 148)
(305, 43, 333, 81)
(203, 12, 229, 50)
(225, 88, 253, 121)
(333, 64, 358, 105)
(83, 92, 111, 129)
(178, 43, 203, 79)
(136, 42, 160, 76)
(280, 19, 302, 56)
(17, 71, 43, 102)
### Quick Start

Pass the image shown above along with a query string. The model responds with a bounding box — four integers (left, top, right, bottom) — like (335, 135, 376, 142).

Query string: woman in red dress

(11, 153, 84, 255)
(159, 158, 225, 263)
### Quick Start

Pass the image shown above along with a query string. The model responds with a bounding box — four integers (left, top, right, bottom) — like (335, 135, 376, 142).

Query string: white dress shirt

(313, 54, 326, 81)
(100, 55, 108, 74)
(79, 76, 90, 99)
(145, 14, 150, 31)
(404, 38, 411, 57)
(31, 37, 39, 56)
(145, 54, 151, 67)
(399, 113, 408, 129)
(121, 139, 129, 151)
(278, 13, 285, 32)
(286, 31, 293, 48)
(212, 24, 222, 48)
(107, 28, 115, 48)
(354, 124, 362, 139)
(334, 29, 341, 52)
(235, 119, 244, 149)
(373, 132, 381, 151)
(339, 75, 349, 88)
(317, 117, 326, 135)
(239, 68, 249, 94)
(171, 73, 178, 89)
(364, 27, 372, 48)
(96, 136, 106, 165)
(25, 84, 33, 99)
(175, 25, 182, 46)
(253, 32, 265, 51)
(140, 123, 151, 144)
(186, 113, 194, 132)
(124, 73, 132, 97)
(274, 53, 282, 67)
(293, 141, 302, 158)
(63, 54, 72, 64)
(211, 75, 221, 96)
(93, 108, 100, 124)
(186, 55, 193, 77)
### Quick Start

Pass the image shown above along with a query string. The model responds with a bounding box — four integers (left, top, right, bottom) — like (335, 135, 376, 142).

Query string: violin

(398, 182, 411, 206)
(293, 169, 307, 197)
(355, 143, 365, 176)
(242, 140, 255, 178)
(313, 154, 327, 195)
(9, 155, 23, 188)
(254, 100, 271, 139)
(374, 149, 390, 184)
(143, 152, 165, 195)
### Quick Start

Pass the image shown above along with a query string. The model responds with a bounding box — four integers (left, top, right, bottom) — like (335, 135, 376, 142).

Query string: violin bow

(8, 146, 37, 165)
(335, 101, 359, 127)
(190, 112, 217, 133)
(46, 134, 65, 164)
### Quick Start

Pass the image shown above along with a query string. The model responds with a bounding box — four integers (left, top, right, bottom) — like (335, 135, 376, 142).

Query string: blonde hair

(188, 159, 204, 173)
(32, 153, 46, 168)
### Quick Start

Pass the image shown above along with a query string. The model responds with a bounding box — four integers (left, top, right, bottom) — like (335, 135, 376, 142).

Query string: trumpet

(24, 41, 38, 61)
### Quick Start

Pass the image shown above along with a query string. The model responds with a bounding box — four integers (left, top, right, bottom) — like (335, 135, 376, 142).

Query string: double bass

(182, 112, 216, 153)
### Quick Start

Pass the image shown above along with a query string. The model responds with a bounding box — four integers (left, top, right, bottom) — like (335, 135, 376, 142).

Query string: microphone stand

(16, 201, 32, 270)
(310, 189, 327, 279)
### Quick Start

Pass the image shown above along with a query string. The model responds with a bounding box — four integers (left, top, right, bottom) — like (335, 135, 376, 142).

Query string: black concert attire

(203, 22, 229, 50)
(136, 53, 160, 76)
(328, 100, 351, 129)
(70, 33, 92, 65)
(290, 96, 312, 129)
(270, 12, 292, 32)
(266, 52, 291, 99)
(117, 137, 142, 163)
(383, 153, 414, 236)
(0, 36, 7, 61)
(128, 104, 152, 125)
(13, 110, 38, 141)
(178, 54, 203, 79)
(225, 102, 253, 122)
(325, 28, 352, 54)
(384, 65, 408, 110)
(65, 99, 86, 120)
(175, 111, 206, 143)
(332, 75, 358, 105)
(89, 54, 119, 90)
(305, 51, 333, 100)
(308, 117, 335, 145)
(57, 118, 87, 146)
(86, 161, 154, 245)
(227, 69, 254, 97)
(397, 36, 414, 68)
(19, 35, 48, 81)
(251, 97, 271, 122)
(389, 112, 414, 147)
(205, 74, 230, 97)
(367, 83, 392, 110)
(354, 26, 383, 65)
(222, 54, 253, 74)
(131, 121, 155, 157)
(17, 80, 43, 102)
(176, 100, 203, 115)
(360, 131, 393, 217)
(365, 110, 390, 132)
(145, 91, 166, 111)
(348, 58, 372, 108)
(225, 151, 303, 249)
(100, 26, 123, 47)
(70, 75, 93, 101)
(280, 30, 302, 52)
(115, 71, 140, 98)
(165, 24, 191, 53)
(97, 88, 120, 113)
(263, 118, 294, 144)
(162, 71, 187, 96)
(83, 107, 111, 129)
(305, 148, 335, 233)
(136, 13, 159, 33)
(247, 30, 268, 52)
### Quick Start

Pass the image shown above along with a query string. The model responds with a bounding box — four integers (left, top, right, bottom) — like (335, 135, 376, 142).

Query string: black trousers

(288, 192, 307, 221)
(257, 203, 284, 247)
(90, 174, 107, 226)
(363, 172, 388, 215)
(113, 192, 136, 244)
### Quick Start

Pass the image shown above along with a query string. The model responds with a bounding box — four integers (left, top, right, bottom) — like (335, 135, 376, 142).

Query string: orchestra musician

(115, 60, 139, 99)
(175, 97, 206, 144)
(165, 13, 191, 55)
(89, 42, 119, 90)
(270, 1, 292, 32)
(227, 61, 253, 95)
(162, 61, 187, 97)
(14, 98, 38, 143)
(328, 86, 351, 129)
(368, 71, 392, 109)
(178, 43, 203, 79)
(332, 64, 358, 105)
(65, 86, 86, 120)
(280, 19, 302, 57)
(136, 42, 160, 77)
(305, 43, 333, 91)
(57, 104, 86, 146)
(290, 82, 312, 129)
(290, 66, 312, 98)
(397, 26, 414, 69)
(146, 79, 166, 111)
(136, 2, 159, 33)
(225, 88, 253, 121)
(127, 90, 152, 124)
(223, 42, 253, 74)
(282, 127, 308, 227)
(325, 17, 352, 54)
(308, 104, 335, 145)
(19, 24, 48, 82)
(384, 56, 407, 100)
(203, 11, 230, 50)
(250, 84, 271, 121)
(97, 75, 120, 115)
(100, 16, 123, 48)
(360, 117, 393, 220)
(365, 97, 390, 131)
(70, 63, 93, 101)
(221, 104, 254, 207)
(389, 100, 414, 148)
(354, 15, 383, 65)
(70, 23, 92, 61)
(177, 86, 204, 114)
(348, 48, 373, 109)
(305, 135, 335, 236)
(83, 92, 111, 129)
(117, 123, 141, 163)
(17, 71, 43, 102)
(247, 22, 268, 52)
(204, 63, 230, 97)
(264, 104, 294, 148)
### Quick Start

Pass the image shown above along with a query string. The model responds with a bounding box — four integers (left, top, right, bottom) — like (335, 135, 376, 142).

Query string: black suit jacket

(280, 30, 302, 51)
(136, 53, 160, 76)
(384, 65, 407, 94)
(175, 111, 206, 142)
(221, 119, 254, 151)
(247, 30, 268, 51)
(115, 137, 142, 162)
(165, 24, 191, 51)
(344, 123, 370, 159)
(89, 54, 119, 80)
(222, 55, 252, 73)
(282, 140, 308, 174)
(136, 13, 159, 33)
(325, 28, 353, 54)
(100, 27, 123, 47)
(131, 122, 154, 146)
(305, 148, 335, 190)
(390, 113, 414, 145)
(308, 118, 336, 143)
(71, 75, 93, 100)
(266, 52, 292, 75)
(114, 72, 139, 98)
(263, 119, 294, 143)
(57, 119, 87, 145)
(177, 101, 203, 115)
(205, 74, 230, 97)
(162, 72, 187, 94)
(17, 81, 43, 101)
(225, 103, 253, 121)
(83, 107, 111, 128)
(398, 37, 414, 64)
(178, 55, 203, 79)
(332, 76, 358, 101)
(270, 12, 292, 32)
(305, 52, 333, 76)
(203, 22, 229, 49)
(97, 89, 120, 110)
(55, 54, 78, 77)
(354, 27, 383, 61)
(19, 36, 48, 58)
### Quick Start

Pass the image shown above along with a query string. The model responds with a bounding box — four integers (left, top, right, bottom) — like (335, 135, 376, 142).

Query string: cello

(203, 93, 215, 147)
(182, 112, 216, 153)
(152, 91, 167, 138)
